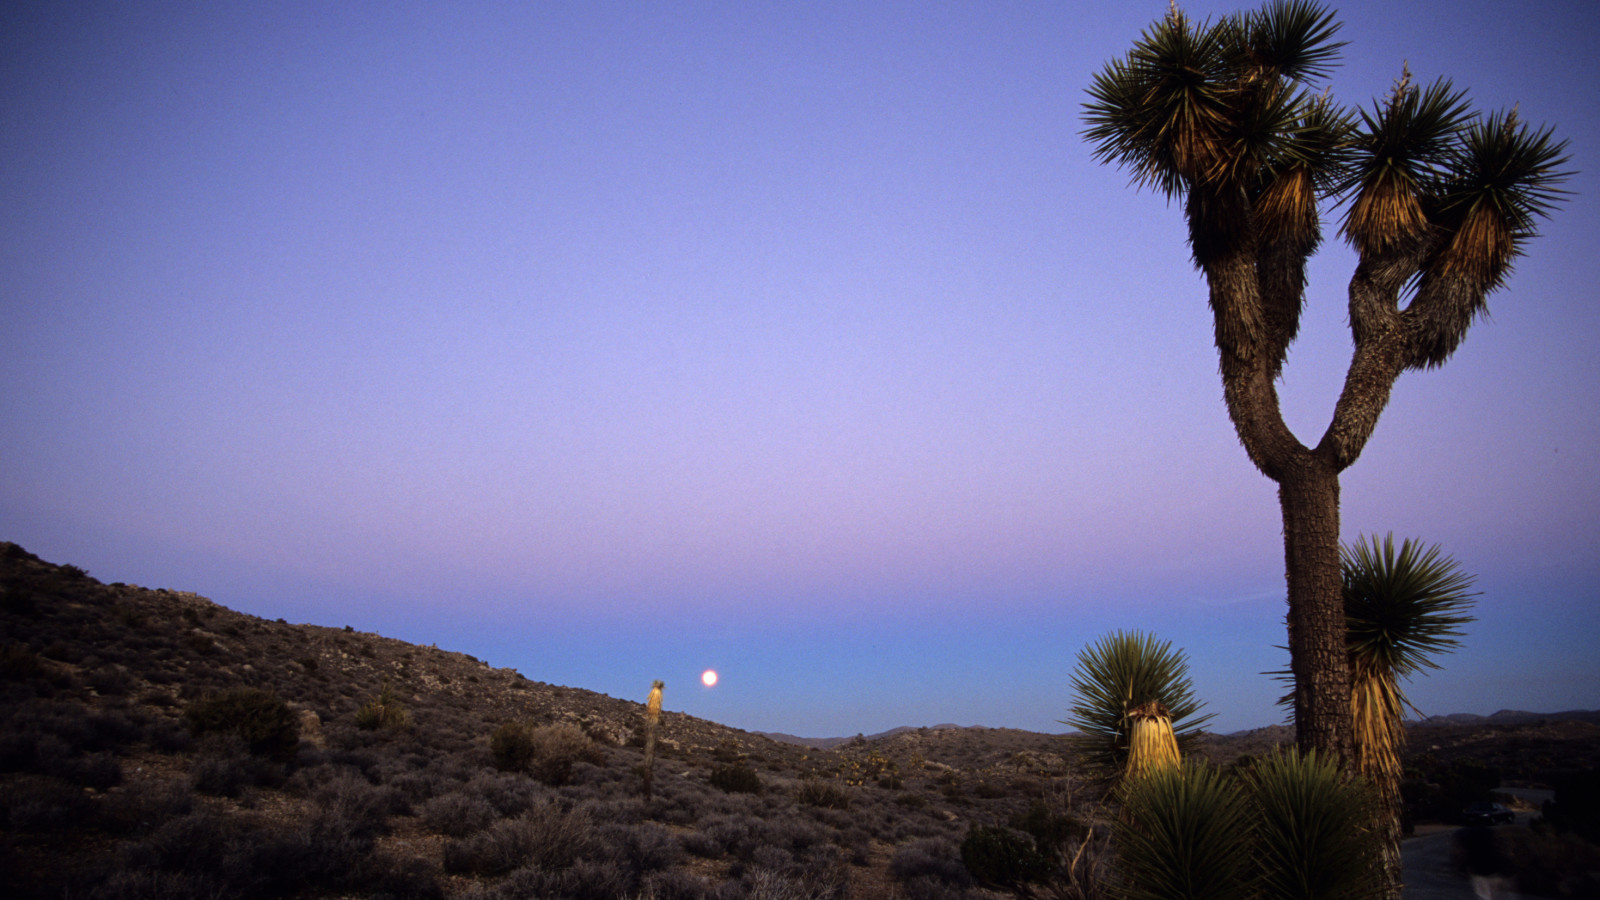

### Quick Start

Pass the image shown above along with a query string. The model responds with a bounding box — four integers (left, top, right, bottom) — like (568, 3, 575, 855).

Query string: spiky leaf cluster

(1083, 2, 1349, 236)
(1117, 763, 1255, 900)
(1342, 534, 1476, 684)
(1064, 631, 1213, 775)
(1084, 0, 1570, 372)
(1117, 752, 1380, 900)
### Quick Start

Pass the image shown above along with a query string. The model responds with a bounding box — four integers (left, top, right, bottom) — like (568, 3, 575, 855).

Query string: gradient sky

(4, 1, 1597, 737)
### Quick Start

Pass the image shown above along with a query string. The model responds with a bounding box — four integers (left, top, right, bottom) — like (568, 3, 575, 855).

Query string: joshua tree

(1082, 1, 1567, 760)
(1343, 534, 1476, 897)
(1065, 630, 1211, 779)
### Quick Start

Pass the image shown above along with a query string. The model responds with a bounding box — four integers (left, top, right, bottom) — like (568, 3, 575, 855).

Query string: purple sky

(4, 1, 1597, 737)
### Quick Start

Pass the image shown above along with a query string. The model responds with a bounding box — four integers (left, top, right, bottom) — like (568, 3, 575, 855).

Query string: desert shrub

(0, 642, 43, 680)
(1, 777, 96, 831)
(638, 870, 711, 900)
(490, 721, 538, 772)
(66, 751, 124, 790)
(1488, 824, 1600, 898)
(422, 791, 497, 837)
(98, 777, 195, 835)
(119, 810, 248, 887)
(1, 582, 38, 614)
(386, 768, 447, 806)
(490, 721, 603, 785)
(685, 814, 761, 860)
(87, 664, 134, 695)
(1544, 767, 1600, 842)
(98, 705, 146, 741)
(964, 780, 1002, 800)
(250, 814, 379, 895)
(710, 762, 763, 794)
(183, 687, 298, 761)
(144, 716, 192, 752)
(190, 747, 256, 797)
(190, 735, 283, 797)
(464, 859, 629, 900)
(40, 641, 80, 662)
(890, 838, 974, 895)
(468, 769, 547, 817)
(443, 800, 599, 876)
(313, 771, 401, 835)
(605, 821, 683, 875)
(734, 861, 849, 900)
(1011, 799, 1087, 856)
(361, 855, 446, 900)
(767, 815, 830, 855)
(960, 824, 1050, 887)
(795, 778, 851, 810)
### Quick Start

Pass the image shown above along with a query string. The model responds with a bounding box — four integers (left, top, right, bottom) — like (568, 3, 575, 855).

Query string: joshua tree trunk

(1215, 285, 1358, 762)
(1278, 462, 1353, 760)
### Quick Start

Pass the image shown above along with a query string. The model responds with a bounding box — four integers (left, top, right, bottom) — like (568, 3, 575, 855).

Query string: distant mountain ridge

(1411, 709, 1600, 727)
(765, 709, 1600, 751)
(755, 724, 971, 750)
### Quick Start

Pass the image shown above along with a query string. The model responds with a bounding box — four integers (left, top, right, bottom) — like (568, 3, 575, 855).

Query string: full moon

(700, 669, 718, 688)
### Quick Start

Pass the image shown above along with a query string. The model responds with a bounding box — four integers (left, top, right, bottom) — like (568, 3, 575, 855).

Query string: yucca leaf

(1343, 534, 1476, 681)
(1117, 763, 1255, 900)
(1425, 110, 1574, 288)
(1244, 0, 1345, 83)
(1247, 750, 1381, 900)
(1340, 72, 1474, 255)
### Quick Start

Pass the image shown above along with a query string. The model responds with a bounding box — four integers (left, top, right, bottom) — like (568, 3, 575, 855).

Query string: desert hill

(0, 541, 1101, 899)
(3, 541, 1595, 899)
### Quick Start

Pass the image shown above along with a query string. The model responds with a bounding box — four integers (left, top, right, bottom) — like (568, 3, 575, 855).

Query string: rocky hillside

(0, 542, 1104, 900)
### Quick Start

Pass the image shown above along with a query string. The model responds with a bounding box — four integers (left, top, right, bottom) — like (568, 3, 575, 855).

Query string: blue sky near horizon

(4, 1, 1597, 736)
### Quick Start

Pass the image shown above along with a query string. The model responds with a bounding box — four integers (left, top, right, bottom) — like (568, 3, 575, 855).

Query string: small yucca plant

(1064, 631, 1212, 780)
(1343, 533, 1476, 899)
(1116, 751, 1381, 900)
(355, 681, 412, 731)
(1247, 750, 1382, 900)
(1116, 763, 1255, 900)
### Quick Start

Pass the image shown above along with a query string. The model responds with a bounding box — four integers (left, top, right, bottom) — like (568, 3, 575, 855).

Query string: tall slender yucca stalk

(1343, 534, 1476, 900)
(642, 679, 663, 798)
